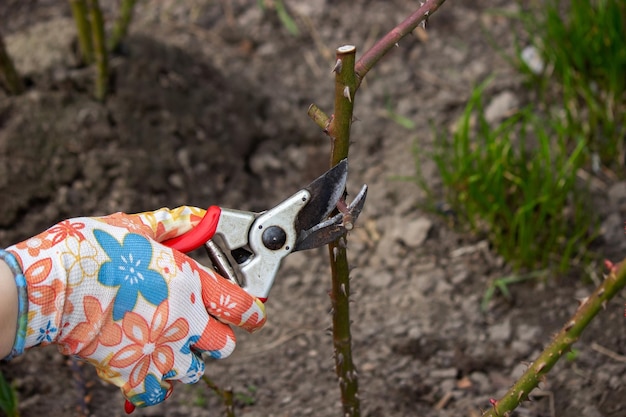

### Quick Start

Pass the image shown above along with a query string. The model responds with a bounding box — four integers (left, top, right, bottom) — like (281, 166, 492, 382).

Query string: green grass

(413, 80, 598, 274)
(257, 0, 300, 36)
(508, 0, 626, 171)
(0, 370, 19, 417)
(481, 271, 547, 311)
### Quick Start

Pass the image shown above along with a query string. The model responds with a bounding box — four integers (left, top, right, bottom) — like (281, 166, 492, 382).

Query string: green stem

(0, 33, 24, 95)
(482, 259, 626, 417)
(329, 45, 357, 166)
(306, 4, 450, 415)
(328, 44, 360, 417)
(69, 0, 94, 64)
(108, 0, 137, 53)
(88, 0, 108, 101)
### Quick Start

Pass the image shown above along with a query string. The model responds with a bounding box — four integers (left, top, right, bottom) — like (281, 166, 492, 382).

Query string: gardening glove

(1, 206, 266, 408)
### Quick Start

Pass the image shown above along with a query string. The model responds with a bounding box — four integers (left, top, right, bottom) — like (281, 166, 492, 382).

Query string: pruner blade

(294, 183, 367, 251)
(294, 159, 348, 235)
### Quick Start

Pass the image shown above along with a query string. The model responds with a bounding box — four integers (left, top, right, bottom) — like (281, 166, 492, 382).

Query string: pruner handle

(163, 206, 222, 252)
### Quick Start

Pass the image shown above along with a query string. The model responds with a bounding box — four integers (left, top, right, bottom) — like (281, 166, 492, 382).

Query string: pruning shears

(124, 159, 367, 413)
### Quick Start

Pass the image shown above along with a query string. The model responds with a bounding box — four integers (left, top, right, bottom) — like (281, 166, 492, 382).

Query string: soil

(1, 1, 626, 417)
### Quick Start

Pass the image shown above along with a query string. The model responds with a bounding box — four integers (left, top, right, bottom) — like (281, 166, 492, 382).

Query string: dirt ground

(1, 1, 626, 416)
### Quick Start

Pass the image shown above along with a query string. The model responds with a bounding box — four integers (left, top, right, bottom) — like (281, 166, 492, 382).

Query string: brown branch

(354, 0, 447, 88)
(309, 0, 447, 128)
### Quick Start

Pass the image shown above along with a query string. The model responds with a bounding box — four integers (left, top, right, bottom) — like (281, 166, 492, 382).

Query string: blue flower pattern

(180, 335, 200, 355)
(129, 374, 168, 407)
(179, 335, 206, 381)
(37, 320, 57, 344)
(94, 230, 168, 321)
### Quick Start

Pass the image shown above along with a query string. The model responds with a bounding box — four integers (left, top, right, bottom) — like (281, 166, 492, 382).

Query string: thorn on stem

(343, 85, 352, 102)
(535, 361, 546, 374)
(489, 398, 499, 415)
(333, 58, 343, 74)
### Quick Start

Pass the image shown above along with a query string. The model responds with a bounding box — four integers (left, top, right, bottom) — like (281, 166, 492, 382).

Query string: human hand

(3, 206, 266, 408)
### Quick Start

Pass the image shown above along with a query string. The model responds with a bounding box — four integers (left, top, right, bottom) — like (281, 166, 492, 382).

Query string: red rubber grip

(162, 206, 222, 253)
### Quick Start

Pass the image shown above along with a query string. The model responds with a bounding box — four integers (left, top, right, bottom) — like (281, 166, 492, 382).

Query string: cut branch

(307, 103, 330, 131)
(307, 4, 449, 416)
(328, 44, 360, 417)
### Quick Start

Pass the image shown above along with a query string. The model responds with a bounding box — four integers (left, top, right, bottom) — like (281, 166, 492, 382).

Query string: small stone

(601, 213, 625, 245)
(489, 319, 512, 342)
(434, 279, 453, 295)
(168, 173, 185, 189)
(608, 181, 626, 207)
(431, 368, 458, 379)
(511, 340, 532, 357)
(485, 90, 519, 124)
(450, 269, 469, 285)
(516, 324, 542, 343)
(408, 326, 422, 339)
(414, 267, 446, 295)
(398, 217, 432, 248)
(511, 362, 528, 379)
(469, 371, 490, 391)
(440, 378, 456, 393)
(521, 45, 545, 75)
(581, 405, 604, 417)
(367, 269, 394, 288)
(361, 362, 377, 372)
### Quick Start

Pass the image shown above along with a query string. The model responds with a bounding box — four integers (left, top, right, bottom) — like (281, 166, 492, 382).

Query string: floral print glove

(1, 206, 266, 408)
